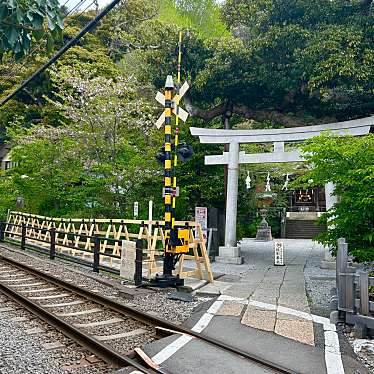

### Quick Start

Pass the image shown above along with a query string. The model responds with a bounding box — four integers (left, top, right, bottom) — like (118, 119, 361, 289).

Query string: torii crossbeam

(190, 116, 373, 264)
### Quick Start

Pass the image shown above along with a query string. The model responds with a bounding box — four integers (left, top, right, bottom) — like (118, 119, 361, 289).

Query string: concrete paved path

(142, 239, 369, 374)
(197, 239, 317, 345)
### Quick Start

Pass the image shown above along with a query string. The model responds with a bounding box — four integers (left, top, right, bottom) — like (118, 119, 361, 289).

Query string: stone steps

(285, 219, 326, 239)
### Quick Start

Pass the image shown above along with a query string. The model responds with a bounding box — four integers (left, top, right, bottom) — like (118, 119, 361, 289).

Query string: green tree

(141, 0, 374, 126)
(295, 133, 374, 262)
(0, 67, 161, 219)
(0, 0, 64, 57)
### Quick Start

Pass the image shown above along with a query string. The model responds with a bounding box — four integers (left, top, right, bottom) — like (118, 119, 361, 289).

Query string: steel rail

(0, 280, 155, 373)
(0, 249, 296, 374)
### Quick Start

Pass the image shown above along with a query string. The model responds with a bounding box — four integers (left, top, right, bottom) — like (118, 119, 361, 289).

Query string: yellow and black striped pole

(163, 75, 174, 276)
(171, 31, 183, 229)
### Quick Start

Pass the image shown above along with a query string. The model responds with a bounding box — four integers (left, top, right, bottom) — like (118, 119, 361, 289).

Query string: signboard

(195, 207, 208, 240)
(162, 187, 179, 197)
(120, 240, 136, 280)
(274, 241, 284, 266)
(133, 201, 139, 218)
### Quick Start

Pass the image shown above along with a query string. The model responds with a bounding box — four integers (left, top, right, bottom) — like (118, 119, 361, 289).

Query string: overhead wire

(73, 0, 98, 18)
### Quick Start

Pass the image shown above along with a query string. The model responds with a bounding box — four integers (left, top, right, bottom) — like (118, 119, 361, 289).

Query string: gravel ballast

(0, 295, 112, 374)
(0, 243, 209, 324)
(304, 248, 336, 317)
(0, 242, 212, 373)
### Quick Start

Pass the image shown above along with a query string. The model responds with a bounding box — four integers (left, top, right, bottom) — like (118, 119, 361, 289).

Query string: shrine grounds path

(143, 239, 369, 374)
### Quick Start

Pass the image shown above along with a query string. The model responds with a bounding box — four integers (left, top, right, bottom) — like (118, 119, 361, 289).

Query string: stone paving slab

(183, 278, 208, 292)
(220, 286, 254, 299)
(207, 239, 319, 346)
(216, 302, 244, 317)
(278, 296, 310, 313)
(195, 280, 233, 296)
(275, 319, 314, 346)
(241, 305, 276, 332)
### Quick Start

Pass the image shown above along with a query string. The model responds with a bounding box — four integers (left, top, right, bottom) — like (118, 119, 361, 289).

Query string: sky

(60, 0, 112, 11)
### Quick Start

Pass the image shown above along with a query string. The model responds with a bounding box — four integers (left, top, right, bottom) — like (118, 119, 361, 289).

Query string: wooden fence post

(337, 238, 347, 309)
(359, 271, 369, 316)
(337, 237, 355, 313)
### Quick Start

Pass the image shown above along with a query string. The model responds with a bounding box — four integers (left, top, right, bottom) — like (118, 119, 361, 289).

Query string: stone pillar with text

(321, 182, 338, 267)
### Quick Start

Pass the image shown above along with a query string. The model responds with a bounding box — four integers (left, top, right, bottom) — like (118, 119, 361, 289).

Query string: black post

(50, 227, 56, 260)
(21, 223, 26, 250)
(93, 235, 100, 273)
(0, 222, 5, 242)
(135, 239, 143, 286)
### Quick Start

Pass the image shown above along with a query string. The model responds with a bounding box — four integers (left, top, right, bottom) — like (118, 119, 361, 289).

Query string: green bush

(295, 134, 374, 262)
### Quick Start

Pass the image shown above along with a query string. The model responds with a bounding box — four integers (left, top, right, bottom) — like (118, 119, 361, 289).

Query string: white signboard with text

(274, 241, 285, 266)
(133, 201, 139, 218)
(195, 207, 208, 241)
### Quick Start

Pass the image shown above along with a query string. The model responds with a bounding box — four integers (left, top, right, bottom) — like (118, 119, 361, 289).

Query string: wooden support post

(135, 239, 143, 286)
(0, 221, 5, 242)
(21, 223, 26, 250)
(93, 235, 100, 273)
(50, 227, 56, 260)
(7, 211, 215, 284)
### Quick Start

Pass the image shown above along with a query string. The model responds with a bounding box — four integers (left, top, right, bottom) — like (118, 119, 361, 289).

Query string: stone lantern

(255, 189, 276, 241)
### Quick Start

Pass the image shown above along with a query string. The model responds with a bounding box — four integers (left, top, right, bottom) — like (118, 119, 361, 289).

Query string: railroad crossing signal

(155, 80, 190, 129)
(150, 74, 191, 288)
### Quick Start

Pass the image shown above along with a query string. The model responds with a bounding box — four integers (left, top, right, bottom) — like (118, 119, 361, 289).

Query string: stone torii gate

(190, 116, 373, 264)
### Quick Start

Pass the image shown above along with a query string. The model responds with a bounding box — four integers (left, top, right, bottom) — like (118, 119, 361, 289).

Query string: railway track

(0, 290, 112, 373)
(0, 250, 297, 374)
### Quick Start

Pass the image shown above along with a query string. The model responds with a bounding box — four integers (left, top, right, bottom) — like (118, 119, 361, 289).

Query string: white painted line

(151, 301, 219, 364)
(191, 312, 214, 333)
(152, 334, 193, 365)
(248, 299, 277, 311)
(324, 330, 345, 374)
(277, 305, 312, 321)
(323, 323, 337, 332)
(218, 294, 247, 303)
(324, 330, 341, 355)
(207, 300, 224, 314)
(151, 294, 345, 373)
(312, 314, 331, 326)
(217, 296, 344, 374)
